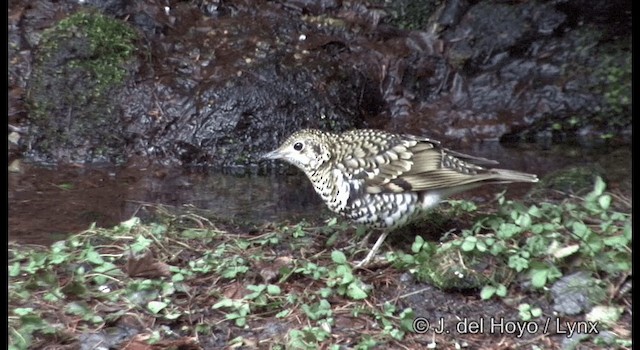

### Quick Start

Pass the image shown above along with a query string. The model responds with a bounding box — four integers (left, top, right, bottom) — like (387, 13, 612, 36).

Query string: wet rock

(380, 0, 440, 31)
(79, 326, 138, 350)
(414, 243, 510, 291)
(10, 0, 631, 166)
(25, 10, 140, 163)
(445, 1, 566, 70)
(560, 331, 590, 350)
(432, 0, 469, 32)
(116, 2, 367, 167)
(550, 271, 606, 315)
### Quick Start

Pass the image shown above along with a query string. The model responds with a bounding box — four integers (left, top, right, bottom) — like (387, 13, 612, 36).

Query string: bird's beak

(261, 149, 283, 160)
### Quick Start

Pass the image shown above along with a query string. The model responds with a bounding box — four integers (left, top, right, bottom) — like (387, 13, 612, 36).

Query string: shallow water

(8, 141, 631, 245)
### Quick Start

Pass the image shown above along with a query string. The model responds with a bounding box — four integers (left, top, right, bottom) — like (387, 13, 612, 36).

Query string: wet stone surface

(8, 0, 631, 166)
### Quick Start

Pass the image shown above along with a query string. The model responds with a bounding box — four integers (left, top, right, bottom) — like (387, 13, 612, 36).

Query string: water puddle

(9, 141, 631, 245)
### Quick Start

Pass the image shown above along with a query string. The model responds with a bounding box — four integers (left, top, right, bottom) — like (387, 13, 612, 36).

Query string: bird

(262, 129, 538, 267)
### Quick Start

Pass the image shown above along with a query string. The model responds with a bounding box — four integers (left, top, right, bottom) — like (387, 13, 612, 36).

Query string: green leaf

(497, 223, 521, 239)
(518, 303, 531, 312)
(318, 288, 332, 298)
(13, 308, 34, 316)
(602, 235, 629, 248)
(85, 249, 105, 265)
(118, 217, 140, 231)
(232, 314, 247, 327)
(347, 283, 368, 300)
(9, 262, 21, 277)
(56, 183, 74, 190)
(460, 240, 475, 251)
(531, 224, 544, 234)
(411, 236, 425, 253)
(530, 307, 543, 318)
(151, 224, 167, 235)
(527, 205, 541, 217)
(515, 213, 532, 228)
(496, 284, 507, 297)
(336, 267, 354, 284)
(164, 311, 182, 320)
(331, 251, 347, 264)
(65, 302, 89, 315)
(267, 285, 281, 295)
(147, 301, 168, 314)
(247, 284, 266, 293)
(212, 298, 234, 309)
(623, 221, 631, 239)
(89, 314, 104, 324)
(275, 309, 290, 318)
(480, 285, 496, 300)
(598, 195, 611, 210)
(530, 269, 548, 288)
(572, 221, 590, 238)
(131, 235, 152, 253)
(93, 262, 122, 276)
(461, 236, 477, 252)
(593, 176, 606, 196)
(508, 255, 529, 272)
(245, 285, 266, 300)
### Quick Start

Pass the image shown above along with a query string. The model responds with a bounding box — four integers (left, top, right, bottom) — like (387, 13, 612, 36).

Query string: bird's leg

(359, 231, 373, 247)
(354, 231, 389, 268)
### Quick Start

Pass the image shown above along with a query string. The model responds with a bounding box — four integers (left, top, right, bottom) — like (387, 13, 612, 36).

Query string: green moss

(574, 31, 631, 132)
(516, 27, 631, 139)
(595, 45, 631, 124)
(43, 11, 137, 88)
(416, 248, 504, 290)
(536, 165, 603, 195)
(373, 0, 441, 31)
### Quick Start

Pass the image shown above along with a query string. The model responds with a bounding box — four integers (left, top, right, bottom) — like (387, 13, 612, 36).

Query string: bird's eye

(293, 142, 304, 151)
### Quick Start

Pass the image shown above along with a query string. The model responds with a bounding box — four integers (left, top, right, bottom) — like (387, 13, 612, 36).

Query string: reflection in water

(8, 141, 631, 245)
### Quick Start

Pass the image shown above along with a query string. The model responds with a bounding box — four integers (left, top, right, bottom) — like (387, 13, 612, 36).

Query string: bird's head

(262, 129, 332, 173)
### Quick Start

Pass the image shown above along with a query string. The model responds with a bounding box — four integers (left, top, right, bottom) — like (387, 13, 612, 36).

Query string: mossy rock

(538, 165, 603, 195)
(414, 246, 512, 290)
(26, 10, 139, 163)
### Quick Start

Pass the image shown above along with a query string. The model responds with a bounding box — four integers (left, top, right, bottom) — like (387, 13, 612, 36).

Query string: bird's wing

(335, 131, 503, 194)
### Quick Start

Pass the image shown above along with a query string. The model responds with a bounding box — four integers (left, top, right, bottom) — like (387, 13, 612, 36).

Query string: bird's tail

(491, 169, 539, 183)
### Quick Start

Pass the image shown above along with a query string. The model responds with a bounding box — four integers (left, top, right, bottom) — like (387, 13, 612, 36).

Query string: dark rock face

(9, 0, 631, 166)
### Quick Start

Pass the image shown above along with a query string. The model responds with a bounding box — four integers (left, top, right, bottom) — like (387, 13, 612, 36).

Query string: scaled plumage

(263, 129, 538, 267)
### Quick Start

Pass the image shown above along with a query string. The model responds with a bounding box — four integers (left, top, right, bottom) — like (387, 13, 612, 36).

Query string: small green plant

(326, 251, 370, 300)
(289, 222, 307, 238)
(212, 298, 252, 327)
(480, 283, 508, 300)
(287, 326, 332, 349)
(212, 284, 282, 327)
(400, 177, 630, 299)
(9, 307, 59, 350)
(295, 261, 329, 280)
(518, 303, 543, 321)
(301, 299, 332, 321)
